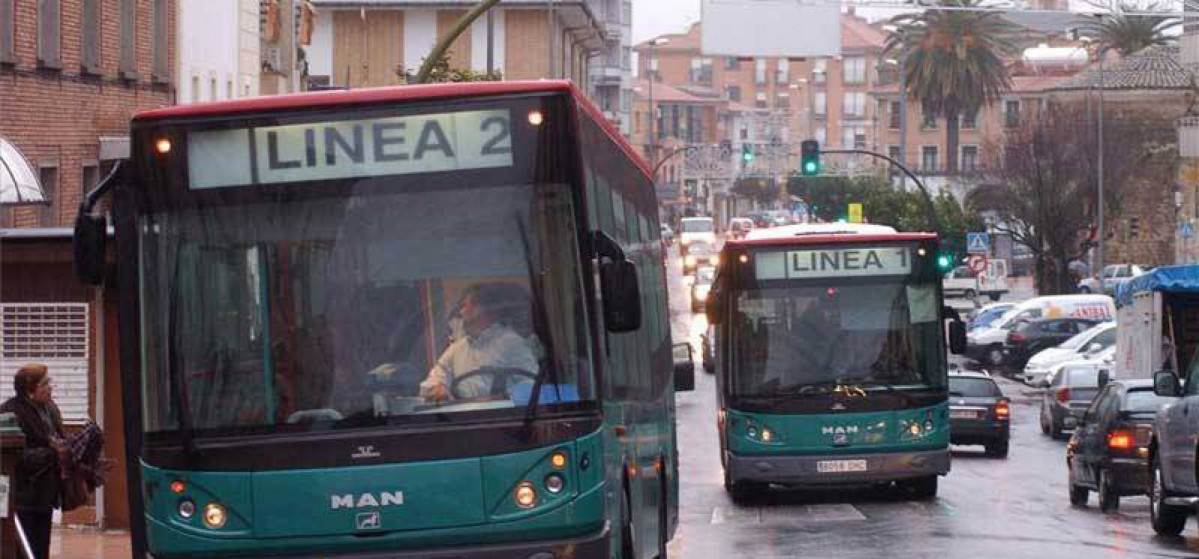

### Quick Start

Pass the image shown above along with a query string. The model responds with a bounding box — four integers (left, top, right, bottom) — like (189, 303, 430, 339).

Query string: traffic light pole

(819, 148, 940, 233)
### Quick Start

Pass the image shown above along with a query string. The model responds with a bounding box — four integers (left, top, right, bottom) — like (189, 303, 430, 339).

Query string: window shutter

(2, 304, 92, 425)
(120, 0, 137, 78)
(38, 0, 61, 69)
(81, 0, 100, 74)
(153, 0, 169, 82)
(0, 0, 13, 64)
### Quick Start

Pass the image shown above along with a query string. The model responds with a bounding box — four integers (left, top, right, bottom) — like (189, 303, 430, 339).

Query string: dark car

(1066, 379, 1172, 511)
(1040, 364, 1105, 439)
(1004, 318, 1101, 371)
(948, 371, 1011, 457)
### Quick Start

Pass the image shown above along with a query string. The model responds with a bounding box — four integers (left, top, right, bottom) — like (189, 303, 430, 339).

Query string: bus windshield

(729, 280, 944, 397)
(138, 181, 595, 436)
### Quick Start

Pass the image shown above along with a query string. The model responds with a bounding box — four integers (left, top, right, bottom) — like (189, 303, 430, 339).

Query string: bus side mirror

(601, 259, 641, 333)
(1154, 370, 1182, 397)
(948, 320, 967, 355)
(73, 211, 108, 285)
(672, 343, 695, 392)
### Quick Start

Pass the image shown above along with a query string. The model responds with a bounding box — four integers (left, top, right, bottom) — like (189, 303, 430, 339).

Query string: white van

(678, 217, 716, 253)
(942, 259, 1010, 301)
(966, 294, 1115, 366)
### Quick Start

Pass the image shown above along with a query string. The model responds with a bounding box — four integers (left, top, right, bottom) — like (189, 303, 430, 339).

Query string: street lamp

(1076, 33, 1105, 275)
(647, 37, 669, 169)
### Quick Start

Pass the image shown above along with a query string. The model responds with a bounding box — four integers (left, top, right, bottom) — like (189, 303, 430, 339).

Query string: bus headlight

(514, 482, 538, 509)
(203, 503, 227, 528)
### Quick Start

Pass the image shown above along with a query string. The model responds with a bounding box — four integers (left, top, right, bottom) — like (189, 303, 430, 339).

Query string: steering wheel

(450, 367, 538, 400)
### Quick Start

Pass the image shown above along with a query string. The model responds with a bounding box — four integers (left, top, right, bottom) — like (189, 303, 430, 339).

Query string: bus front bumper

(727, 449, 950, 486)
(147, 525, 609, 559)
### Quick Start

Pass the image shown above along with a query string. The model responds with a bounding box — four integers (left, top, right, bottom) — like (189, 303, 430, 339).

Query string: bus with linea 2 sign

(706, 223, 968, 500)
(74, 81, 692, 559)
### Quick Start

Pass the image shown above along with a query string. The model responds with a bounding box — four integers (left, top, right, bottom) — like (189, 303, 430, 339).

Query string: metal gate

(1, 303, 90, 425)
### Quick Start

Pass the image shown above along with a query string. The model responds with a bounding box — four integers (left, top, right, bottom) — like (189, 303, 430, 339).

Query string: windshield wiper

(850, 381, 914, 405)
(515, 214, 560, 434)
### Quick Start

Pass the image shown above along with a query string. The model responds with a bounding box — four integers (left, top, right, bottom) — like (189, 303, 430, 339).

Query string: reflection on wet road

(663, 250, 1199, 558)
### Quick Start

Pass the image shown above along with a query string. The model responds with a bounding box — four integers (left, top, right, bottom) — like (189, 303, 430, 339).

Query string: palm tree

(884, 0, 1016, 173)
(1077, 2, 1180, 56)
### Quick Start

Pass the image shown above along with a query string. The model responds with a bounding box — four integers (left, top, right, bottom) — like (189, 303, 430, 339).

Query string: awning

(0, 137, 45, 205)
(1114, 265, 1199, 308)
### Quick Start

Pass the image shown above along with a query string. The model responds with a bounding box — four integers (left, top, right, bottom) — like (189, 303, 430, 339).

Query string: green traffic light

(936, 255, 953, 270)
(803, 161, 818, 174)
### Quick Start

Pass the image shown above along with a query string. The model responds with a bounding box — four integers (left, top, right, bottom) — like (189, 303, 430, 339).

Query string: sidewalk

(49, 526, 131, 559)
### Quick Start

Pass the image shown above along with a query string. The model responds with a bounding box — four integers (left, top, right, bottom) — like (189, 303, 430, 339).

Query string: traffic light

(801, 140, 820, 176)
(936, 252, 954, 272)
(742, 144, 755, 164)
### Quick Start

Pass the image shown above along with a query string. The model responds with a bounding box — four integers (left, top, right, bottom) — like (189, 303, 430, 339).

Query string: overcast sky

(633, 0, 701, 43)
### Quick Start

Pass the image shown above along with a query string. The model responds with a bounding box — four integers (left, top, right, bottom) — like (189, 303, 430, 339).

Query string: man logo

(331, 491, 405, 510)
(356, 512, 381, 531)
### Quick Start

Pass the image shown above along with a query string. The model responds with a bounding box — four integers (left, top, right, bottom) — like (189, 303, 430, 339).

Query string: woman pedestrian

(1, 363, 67, 559)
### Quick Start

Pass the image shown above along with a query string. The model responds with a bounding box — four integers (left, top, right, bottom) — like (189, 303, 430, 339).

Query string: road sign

(848, 203, 863, 224)
(967, 233, 990, 254)
(968, 255, 988, 274)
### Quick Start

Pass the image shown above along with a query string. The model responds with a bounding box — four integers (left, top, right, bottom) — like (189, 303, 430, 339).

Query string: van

(942, 259, 1010, 301)
(727, 217, 754, 240)
(966, 294, 1115, 366)
(679, 217, 716, 253)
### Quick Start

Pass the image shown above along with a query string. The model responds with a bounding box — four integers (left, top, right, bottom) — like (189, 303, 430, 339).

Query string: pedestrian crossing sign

(967, 233, 990, 254)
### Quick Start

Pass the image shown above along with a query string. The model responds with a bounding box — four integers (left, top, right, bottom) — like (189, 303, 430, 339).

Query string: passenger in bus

(419, 283, 540, 403)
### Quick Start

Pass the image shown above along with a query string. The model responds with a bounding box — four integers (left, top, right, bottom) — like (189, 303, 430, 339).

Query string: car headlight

(681, 238, 691, 246)
(685, 255, 696, 266)
(694, 286, 711, 300)
(710, 255, 720, 266)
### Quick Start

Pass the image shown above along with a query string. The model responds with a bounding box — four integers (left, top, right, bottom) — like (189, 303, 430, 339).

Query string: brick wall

(1, 0, 175, 228)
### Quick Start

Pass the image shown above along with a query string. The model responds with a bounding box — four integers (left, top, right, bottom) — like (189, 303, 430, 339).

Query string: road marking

(711, 506, 761, 524)
(713, 504, 867, 525)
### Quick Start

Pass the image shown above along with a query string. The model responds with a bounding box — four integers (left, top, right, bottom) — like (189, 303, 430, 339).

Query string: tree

(397, 52, 502, 84)
(786, 175, 982, 254)
(1078, 1, 1180, 57)
(983, 102, 1175, 294)
(884, 0, 1017, 173)
(731, 178, 780, 206)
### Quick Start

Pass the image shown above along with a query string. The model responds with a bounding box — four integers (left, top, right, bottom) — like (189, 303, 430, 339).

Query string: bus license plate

(817, 459, 867, 473)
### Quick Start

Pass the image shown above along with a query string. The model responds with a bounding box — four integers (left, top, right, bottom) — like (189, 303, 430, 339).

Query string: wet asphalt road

(663, 250, 1199, 559)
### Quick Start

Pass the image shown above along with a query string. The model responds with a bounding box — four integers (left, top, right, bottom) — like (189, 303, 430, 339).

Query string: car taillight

(994, 401, 1010, 420)
(1107, 429, 1134, 450)
(1010, 332, 1027, 343)
(1055, 387, 1070, 403)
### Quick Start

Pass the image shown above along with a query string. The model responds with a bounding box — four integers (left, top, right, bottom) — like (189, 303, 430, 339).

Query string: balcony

(590, 66, 624, 85)
(1179, 117, 1199, 158)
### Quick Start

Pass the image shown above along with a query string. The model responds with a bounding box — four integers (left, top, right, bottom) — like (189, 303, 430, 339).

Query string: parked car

(1041, 363, 1106, 439)
(1148, 366, 1199, 536)
(1066, 378, 1172, 511)
(727, 217, 754, 240)
(948, 370, 1011, 457)
(1078, 264, 1149, 295)
(1004, 318, 1103, 371)
(683, 243, 719, 275)
(691, 267, 716, 312)
(969, 302, 1015, 333)
(1041, 346, 1116, 389)
(660, 224, 675, 246)
(1023, 322, 1116, 387)
(967, 294, 1115, 366)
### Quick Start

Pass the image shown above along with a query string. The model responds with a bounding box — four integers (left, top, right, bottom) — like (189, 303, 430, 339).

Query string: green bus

(706, 223, 966, 500)
(74, 81, 692, 558)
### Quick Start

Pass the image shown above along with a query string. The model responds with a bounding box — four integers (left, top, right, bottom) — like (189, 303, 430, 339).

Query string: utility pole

(1097, 54, 1106, 274)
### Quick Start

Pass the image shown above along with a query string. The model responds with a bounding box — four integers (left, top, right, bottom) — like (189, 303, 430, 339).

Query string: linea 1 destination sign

(755, 247, 911, 280)
(186, 109, 513, 189)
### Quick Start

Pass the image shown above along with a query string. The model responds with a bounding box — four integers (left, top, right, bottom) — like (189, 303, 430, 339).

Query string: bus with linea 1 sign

(72, 81, 692, 559)
(706, 223, 968, 500)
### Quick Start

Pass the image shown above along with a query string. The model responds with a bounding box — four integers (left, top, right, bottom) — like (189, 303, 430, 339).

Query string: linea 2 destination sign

(755, 247, 911, 280)
(186, 109, 513, 189)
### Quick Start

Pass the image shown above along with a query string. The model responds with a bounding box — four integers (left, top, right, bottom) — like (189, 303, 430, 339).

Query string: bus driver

(419, 283, 539, 403)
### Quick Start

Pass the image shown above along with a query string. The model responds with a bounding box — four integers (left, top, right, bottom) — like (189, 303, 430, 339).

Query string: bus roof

(133, 80, 652, 179)
(730, 223, 936, 248)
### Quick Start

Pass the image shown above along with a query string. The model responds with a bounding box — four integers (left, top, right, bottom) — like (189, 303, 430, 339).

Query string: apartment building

(180, 0, 260, 103)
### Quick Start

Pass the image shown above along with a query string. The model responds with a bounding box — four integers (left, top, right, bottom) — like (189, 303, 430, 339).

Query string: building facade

(178, 0, 259, 103)
(1, 0, 177, 529)
(307, 0, 606, 90)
